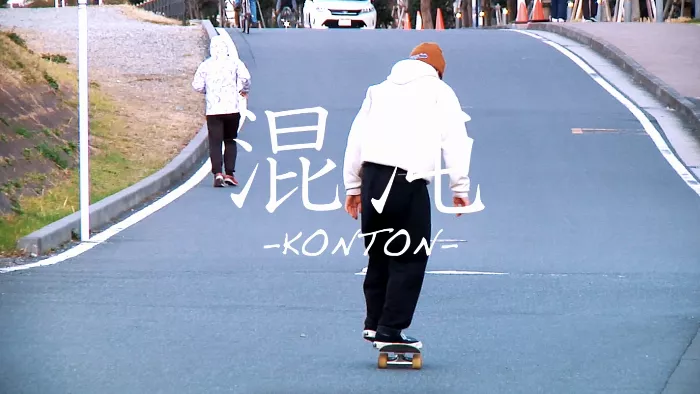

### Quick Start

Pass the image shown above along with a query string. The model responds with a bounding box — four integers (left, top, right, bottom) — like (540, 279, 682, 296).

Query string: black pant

(206, 113, 241, 175)
(360, 162, 431, 332)
(550, 0, 568, 19)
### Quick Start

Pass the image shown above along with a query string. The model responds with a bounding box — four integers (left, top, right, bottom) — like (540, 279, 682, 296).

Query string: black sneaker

(363, 329, 376, 343)
(373, 328, 422, 349)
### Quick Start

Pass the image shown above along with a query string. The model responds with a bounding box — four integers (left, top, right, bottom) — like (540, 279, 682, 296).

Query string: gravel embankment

(0, 6, 206, 79)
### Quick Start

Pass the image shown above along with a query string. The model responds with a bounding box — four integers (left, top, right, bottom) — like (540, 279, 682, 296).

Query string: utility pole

(78, 0, 90, 242)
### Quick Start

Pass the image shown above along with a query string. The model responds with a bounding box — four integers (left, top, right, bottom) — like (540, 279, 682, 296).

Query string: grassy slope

(0, 31, 167, 254)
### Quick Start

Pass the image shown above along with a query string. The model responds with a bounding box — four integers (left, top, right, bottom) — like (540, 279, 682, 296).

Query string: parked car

(302, 0, 376, 28)
(7, 0, 28, 8)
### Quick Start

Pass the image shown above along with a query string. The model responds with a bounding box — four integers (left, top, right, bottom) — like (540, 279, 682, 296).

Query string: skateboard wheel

(378, 353, 388, 369)
(411, 353, 422, 369)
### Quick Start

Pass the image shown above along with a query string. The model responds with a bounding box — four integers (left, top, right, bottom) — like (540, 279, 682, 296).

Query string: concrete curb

(520, 23, 700, 143)
(15, 20, 219, 256)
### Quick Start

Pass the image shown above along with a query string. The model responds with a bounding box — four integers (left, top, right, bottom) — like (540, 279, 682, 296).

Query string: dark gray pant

(360, 162, 431, 331)
(206, 113, 240, 175)
(550, 0, 568, 19)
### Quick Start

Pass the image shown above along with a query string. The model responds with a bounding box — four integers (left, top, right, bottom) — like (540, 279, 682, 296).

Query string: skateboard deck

(374, 343, 422, 369)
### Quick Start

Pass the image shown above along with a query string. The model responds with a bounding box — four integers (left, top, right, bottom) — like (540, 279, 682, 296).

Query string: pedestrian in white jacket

(342, 42, 472, 348)
(192, 35, 251, 187)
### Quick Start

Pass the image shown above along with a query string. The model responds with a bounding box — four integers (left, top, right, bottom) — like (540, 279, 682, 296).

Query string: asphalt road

(1, 28, 700, 394)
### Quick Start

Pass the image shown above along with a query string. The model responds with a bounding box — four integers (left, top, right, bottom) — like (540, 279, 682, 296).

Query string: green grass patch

(0, 146, 144, 252)
(35, 142, 69, 169)
(43, 71, 59, 91)
(15, 127, 32, 138)
(41, 53, 69, 64)
(5, 32, 26, 49)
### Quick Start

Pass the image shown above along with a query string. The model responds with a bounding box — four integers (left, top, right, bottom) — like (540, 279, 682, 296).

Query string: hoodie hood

(209, 35, 229, 60)
(386, 59, 439, 85)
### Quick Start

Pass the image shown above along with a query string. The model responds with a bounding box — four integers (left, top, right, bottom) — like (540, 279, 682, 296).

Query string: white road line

(512, 30, 700, 197)
(426, 270, 508, 275)
(440, 244, 459, 249)
(354, 267, 508, 276)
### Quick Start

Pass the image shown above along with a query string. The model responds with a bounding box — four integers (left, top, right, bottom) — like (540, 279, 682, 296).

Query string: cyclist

(234, 0, 259, 26)
(275, 0, 298, 24)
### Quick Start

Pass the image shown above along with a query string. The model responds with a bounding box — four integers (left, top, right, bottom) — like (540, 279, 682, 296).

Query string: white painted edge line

(511, 30, 700, 198)
(0, 30, 254, 275)
(354, 267, 508, 276)
(426, 270, 508, 275)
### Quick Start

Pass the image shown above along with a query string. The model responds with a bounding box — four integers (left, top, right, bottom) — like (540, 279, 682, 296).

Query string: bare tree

(507, 0, 516, 21)
(460, 0, 472, 26)
(420, 0, 434, 28)
(481, 0, 491, 25)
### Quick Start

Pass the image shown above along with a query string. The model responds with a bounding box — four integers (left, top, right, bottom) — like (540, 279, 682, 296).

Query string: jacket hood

(209, 35, 230, 60)
(386, 59, 439, 85)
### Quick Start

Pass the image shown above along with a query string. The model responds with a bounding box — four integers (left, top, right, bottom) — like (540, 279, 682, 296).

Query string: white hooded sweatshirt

(343, 59, 472, 198)
(192, 35, 251, 116)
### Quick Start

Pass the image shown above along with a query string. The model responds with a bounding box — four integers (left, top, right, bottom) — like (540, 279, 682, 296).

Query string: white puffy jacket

(192, 35, 251, 116)
(343, 59, 473, 198)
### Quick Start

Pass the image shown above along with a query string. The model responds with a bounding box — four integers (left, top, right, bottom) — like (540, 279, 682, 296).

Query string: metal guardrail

(135, 0, 187, 20)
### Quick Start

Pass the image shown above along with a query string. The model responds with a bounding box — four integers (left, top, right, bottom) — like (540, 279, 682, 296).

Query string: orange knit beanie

(409, 42, 446, 79)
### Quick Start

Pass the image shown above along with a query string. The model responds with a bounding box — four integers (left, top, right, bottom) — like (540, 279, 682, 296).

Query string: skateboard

(374, 343, 422, 369)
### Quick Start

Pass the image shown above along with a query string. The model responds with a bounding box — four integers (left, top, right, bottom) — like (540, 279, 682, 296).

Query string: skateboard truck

(374, 343, 422, 369)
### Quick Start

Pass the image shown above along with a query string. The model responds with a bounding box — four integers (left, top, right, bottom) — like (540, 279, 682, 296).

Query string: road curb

(520, 23, 700, 143)
(15, 20, 219, 257)
(662, 325, 700, 393)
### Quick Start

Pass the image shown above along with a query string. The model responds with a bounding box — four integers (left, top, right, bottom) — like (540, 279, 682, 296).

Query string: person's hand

(453, 195, 470, 217)
(345, 195, 362, 220)
(239, 91, 248, 98)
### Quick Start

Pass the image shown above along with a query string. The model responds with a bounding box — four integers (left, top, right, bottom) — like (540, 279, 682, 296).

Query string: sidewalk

(524, 22, 700, 140)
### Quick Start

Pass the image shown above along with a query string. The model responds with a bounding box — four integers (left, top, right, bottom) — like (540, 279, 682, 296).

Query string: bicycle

(239, 0, 251, 33)
(277, 6, 298, 27)
(391, 0, 407, 28)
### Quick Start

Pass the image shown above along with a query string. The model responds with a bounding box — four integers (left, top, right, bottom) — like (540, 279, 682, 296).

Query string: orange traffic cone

(529, 0, 547, 21)
(514, 0, 529, 23)
(435, 8, 445, 29)
(403, 13, 411, 29)
(416, 11, 423, 29)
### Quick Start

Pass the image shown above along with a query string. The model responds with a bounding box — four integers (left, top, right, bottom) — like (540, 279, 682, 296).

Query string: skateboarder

(192, 35, 251, 187)
(343, 42, 472, 348)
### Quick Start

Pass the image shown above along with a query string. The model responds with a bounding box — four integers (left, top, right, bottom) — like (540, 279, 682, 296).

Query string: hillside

(0, 6, 205, 257)
(0, 31, 80, 220)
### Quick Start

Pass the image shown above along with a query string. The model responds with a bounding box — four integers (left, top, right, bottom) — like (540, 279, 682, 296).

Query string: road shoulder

(514, 28, 700, 184)
(522, 23, 700, 146)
